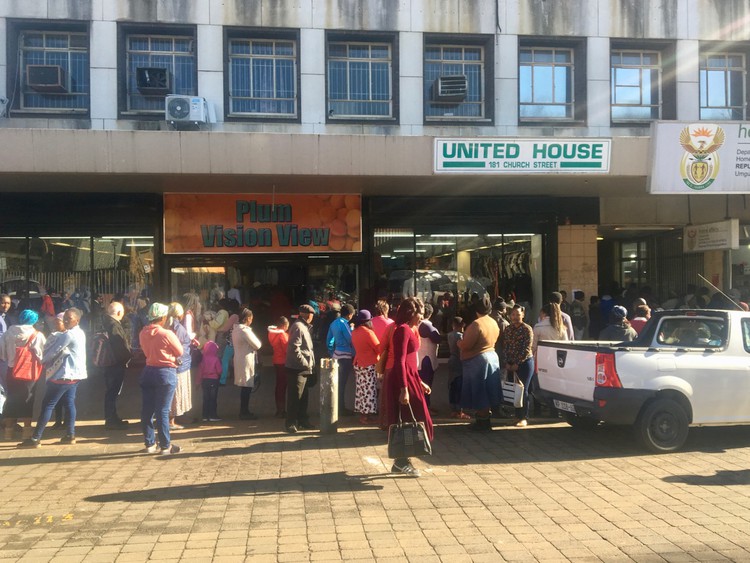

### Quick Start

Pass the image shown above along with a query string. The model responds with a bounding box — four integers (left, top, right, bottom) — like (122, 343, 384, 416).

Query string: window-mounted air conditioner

(136, 67, 172, 95)
(165, 95, 208, 123)
(26, 65, 68, 93)
(433, 75, 468, 102)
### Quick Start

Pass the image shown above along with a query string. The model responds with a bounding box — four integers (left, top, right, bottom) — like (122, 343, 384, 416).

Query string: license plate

(554, 399, 576, 413)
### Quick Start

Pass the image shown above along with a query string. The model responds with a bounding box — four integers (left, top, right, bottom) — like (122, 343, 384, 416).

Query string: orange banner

(164, 193, 362, 254)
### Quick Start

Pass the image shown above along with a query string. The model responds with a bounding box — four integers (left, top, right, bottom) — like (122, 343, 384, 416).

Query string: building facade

(2, 0, 750, 323)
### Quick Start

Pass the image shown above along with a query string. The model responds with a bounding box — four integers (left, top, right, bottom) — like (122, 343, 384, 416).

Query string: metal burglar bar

(328, 41, 392, 118)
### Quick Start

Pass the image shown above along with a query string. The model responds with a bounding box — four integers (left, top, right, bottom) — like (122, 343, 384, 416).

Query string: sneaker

(285, 425, 298, 434)
(298, 422, 316, 430)
(239, 412, 258, 420)
(60, 434, 76, 445)
(18, 438, 40, 449)
(144, 443, 159, 454)
(515, 419, 528, 427)
(161, 444, 182, 455)
(208, 418, 222, 422)
(169, 424, 184, 431)
(202, 418, 209, 422)
(391, 462, 421, 477)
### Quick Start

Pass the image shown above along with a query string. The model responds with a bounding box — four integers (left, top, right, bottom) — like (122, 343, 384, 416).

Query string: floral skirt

(354, 364, 378, 415)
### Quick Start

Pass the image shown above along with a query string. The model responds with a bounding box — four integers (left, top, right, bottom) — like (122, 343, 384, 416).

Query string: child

(268, 316, 290, 418)
(447, 317, 470, 419)
(199, 340, 222, 422)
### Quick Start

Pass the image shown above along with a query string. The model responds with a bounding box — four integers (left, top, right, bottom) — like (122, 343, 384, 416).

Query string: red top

(268, 327, 289, 365)
(351, 325, 380, 367)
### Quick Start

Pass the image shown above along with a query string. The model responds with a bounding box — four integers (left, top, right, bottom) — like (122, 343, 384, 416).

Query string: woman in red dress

(386, 297, 433, 477)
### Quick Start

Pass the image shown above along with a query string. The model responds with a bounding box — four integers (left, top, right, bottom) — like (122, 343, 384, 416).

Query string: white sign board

(434, 138, 611, 173)
(651, 122, 750, 194)
(683, 219, 739, 253)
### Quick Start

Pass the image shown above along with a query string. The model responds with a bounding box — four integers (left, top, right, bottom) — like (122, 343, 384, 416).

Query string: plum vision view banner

(163, 193, 362, 254)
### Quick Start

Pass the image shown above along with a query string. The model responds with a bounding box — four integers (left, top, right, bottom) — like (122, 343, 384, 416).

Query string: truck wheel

(563, 413, 599, 430)
(635, 399, 689, 453)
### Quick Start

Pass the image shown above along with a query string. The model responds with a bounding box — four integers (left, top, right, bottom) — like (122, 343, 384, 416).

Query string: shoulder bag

(388, 402, 432, 459)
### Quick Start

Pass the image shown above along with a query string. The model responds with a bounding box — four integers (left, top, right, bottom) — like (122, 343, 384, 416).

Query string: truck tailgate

(537, 342, 603, 402)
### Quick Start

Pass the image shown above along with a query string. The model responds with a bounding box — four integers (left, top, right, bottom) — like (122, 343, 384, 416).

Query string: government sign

(651, 122, 750, 194)
(434, 138, 611, 174)
(683, 219, 739, 253)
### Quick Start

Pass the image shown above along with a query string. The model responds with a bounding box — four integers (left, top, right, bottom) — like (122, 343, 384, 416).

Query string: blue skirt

(460, 351, 501, 410)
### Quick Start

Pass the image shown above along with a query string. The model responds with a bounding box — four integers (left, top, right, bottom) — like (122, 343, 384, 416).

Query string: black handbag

(388, 403, 432, 458)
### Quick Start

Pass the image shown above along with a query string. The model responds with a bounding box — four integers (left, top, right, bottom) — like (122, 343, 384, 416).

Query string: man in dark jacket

(284, 304, 316, 434)
(102, 301, 132, 429)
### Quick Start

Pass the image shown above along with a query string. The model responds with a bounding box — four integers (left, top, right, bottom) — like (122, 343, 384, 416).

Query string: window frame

(325, 31, 399, 124)
(610, 40, 676, 126)
(699, 45, 747, 122)
(610, 49, 662, 123)
(117, 23, 198, 120)
(223, 27, 301, 123)
(422, 33, 494, 125)
(5, 19, 90, 118)
(518, 37, 586, 126)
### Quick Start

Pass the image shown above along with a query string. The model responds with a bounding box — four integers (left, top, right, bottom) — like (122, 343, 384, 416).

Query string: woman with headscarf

(168, 302, 192, 430)
(232, 308, 262, 420)
(139, 303, 183, 455)
(385, 297, 432, 477)
(458, 295, 501, 432)
(0, 310, 46, 441)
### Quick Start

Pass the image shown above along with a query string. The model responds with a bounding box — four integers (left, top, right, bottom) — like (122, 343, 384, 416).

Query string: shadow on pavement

(84, 472, 386, 502)
(663, 469, 750, 486)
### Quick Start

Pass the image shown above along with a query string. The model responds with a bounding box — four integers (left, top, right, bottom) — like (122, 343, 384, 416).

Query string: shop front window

(0, 236, 154, 334)
(372, 229, 542, 328)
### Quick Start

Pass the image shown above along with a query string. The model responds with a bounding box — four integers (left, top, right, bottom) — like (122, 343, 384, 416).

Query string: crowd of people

(0, 279, 747, 472)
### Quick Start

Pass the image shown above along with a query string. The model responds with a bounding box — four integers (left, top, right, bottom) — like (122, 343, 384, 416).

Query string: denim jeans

(33, 381, 79, 440)
(514, 357, 535, 421)
(140, 366, 177, 450)
(104, 364, 125, 423)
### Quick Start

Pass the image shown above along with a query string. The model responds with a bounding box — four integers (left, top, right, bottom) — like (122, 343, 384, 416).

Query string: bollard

(319, 358, 339, 434)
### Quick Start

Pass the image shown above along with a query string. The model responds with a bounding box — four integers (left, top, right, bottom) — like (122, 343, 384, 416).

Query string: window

(327, 39, 393, 119)
(700, 52, 745, 120)
(620, 241, 649, 289)
(124, 30, 196, 114)
(657, 317, 726, 348)
(14, 28, 89, 113)
(228, 37, 297, 117)
(424, 42, 488, 121)
(611, 50, 661, 122)
(519, 47, 574, 120)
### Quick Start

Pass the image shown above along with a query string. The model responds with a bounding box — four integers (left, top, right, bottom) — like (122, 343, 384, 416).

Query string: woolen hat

(147, 302, 169, 321)
(353, 309, 372, 326)
(612, 305, 628, 319)
(299, 304, 316, 315)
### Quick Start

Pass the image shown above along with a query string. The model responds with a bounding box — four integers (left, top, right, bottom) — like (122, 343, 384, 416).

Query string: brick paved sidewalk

(1, 412, 750, 562)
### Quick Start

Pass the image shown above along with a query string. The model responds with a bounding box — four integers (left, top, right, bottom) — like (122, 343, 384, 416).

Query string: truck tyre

(635, 398, 689, 453)
(563, 413, 599, 430)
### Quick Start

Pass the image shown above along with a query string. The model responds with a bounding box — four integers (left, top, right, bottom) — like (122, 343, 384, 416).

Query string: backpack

(10, 333, 43, 382)
(91, 331, 117, 368)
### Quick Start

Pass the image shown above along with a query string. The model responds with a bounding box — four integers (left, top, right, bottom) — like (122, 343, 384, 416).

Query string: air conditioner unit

(136, 67, 172, 95)
(433, 75, 468, 102)
(165, 95, 208, 123)
(26, 65, 68, 93)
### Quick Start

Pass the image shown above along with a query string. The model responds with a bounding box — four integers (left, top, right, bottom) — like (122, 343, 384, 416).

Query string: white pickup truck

(536, 309, 750, 452)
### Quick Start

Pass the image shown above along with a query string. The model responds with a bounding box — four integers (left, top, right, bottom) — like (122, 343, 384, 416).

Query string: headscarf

(147, 302, 169, 321)
(19, 309, 39, 326)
